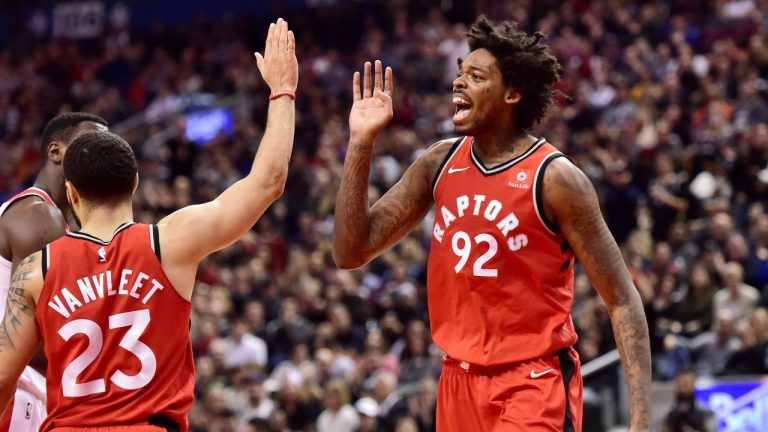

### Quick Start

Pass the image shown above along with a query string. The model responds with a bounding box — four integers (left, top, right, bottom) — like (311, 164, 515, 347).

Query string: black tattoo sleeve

(0, 254, 36, 353)
(546, 160, 652, 430)
(333, 140, 448, 268)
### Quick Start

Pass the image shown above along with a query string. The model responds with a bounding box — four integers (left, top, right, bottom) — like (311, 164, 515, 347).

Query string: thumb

(254, 52, 265, 73)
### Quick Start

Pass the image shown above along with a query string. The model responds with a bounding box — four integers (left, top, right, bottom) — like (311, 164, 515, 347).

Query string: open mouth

(452, 94, 472, 123)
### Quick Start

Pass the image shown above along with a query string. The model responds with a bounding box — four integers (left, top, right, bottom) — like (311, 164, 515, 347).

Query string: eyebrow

(457, 59, 491, 73)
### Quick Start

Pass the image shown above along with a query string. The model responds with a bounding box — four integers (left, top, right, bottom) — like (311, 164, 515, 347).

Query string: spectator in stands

(317, 380, 360, 432)
(396, 321, 434, 385)
(237, 372, 275, 430)
(688, 309, 742, 376)
(219, 318, 268, 370)
(265, 297, 314, 367)
(666, 261, 717, 336)
(724, 307, 768, 374)
(713, 262, 761, 326)
(648, 153, 688, 241)
(662, 368, 715, 432)
(354, 396, 382, 432)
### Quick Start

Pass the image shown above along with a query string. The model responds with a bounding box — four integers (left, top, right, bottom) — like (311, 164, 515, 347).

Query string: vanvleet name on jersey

(48, 268, 165, 319)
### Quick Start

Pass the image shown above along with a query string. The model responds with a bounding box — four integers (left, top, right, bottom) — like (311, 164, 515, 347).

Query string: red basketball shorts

(437, 347, 582, 432)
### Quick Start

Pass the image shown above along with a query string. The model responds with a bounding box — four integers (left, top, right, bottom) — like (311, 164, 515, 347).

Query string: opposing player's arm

(157, 19, 297, 293)
(0, 252, 42, 416)
(333, 140, 451, 269)
(542, 158, 651, 431)
(2, 200, 67, 272)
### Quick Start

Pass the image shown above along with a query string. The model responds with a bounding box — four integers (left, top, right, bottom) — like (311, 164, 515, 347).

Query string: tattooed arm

(542, 158, 651, 431)
(332, 60, 449, 268)
(0, 251, 43, 416)
(333, 138, 451, 269)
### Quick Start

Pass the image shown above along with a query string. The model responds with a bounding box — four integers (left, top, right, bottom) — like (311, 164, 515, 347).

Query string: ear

(47, 141, 65, 164)
(132, 173, 139, 194)
(65, 181, 78, 206)
(504, 88, 522, 105)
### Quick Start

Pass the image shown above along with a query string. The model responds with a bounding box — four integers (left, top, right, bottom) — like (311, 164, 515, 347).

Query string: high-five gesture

(255, 18, 298, 93)
(350, 60, 393, 143)
(157, 19, 297, 299)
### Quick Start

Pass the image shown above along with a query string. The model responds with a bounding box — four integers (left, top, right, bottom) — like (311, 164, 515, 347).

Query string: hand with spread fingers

(349, 60, 393, 144)
(254, 18, 298, 94)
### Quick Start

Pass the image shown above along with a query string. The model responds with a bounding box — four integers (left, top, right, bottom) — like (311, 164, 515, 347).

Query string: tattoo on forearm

(334, 144, 373, 252)
(0, 254, 36, 353)
(547, 164, 650, 427)
(569, 203, 626, 281)
(334, 141, 448, 264)
(611, 302, 652, 427)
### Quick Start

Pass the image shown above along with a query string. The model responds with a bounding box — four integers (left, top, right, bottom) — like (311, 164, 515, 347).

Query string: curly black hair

(467, 15, 563, 131)
(64, 130, 137, 205)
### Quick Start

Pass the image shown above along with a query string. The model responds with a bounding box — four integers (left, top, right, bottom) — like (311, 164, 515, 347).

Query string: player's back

(37, 222, 194, 431)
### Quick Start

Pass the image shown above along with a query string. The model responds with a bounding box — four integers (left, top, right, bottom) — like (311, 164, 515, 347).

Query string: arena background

(1, 0, 768, 431)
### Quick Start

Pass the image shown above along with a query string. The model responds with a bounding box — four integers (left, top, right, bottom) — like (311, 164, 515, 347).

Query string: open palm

(349, 60, 393, 142)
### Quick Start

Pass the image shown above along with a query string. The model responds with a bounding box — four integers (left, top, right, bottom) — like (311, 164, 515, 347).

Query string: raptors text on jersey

(428, 136, 578, 366)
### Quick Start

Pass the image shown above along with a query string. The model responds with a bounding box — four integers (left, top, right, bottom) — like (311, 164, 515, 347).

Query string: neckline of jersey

(470, 137, 545, 176)
(66, 222, 135, 246)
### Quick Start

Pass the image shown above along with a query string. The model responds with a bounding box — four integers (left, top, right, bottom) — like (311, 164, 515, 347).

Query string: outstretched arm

(0, 252, 42, 416)
(332, 61, 446, 269)
(543, 158, 651, 431)
(158, 19, 298, 297)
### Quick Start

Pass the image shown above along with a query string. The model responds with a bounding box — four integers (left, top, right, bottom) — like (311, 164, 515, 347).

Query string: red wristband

(269, 90, 296, 101)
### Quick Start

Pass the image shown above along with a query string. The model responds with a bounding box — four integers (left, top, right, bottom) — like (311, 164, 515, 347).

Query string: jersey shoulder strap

(0, 187, 57, 219)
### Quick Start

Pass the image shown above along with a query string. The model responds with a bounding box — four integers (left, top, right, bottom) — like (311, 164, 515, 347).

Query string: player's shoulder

(0, 196, 65, 229)
(1, 196, 63, 230)
(417, 137, 464, 175)
(0, 197, 66, 248)
(541, 156, 596, 202)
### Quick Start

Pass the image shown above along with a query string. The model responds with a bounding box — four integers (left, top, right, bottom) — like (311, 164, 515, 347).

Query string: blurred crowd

(2, 0, 768, 431)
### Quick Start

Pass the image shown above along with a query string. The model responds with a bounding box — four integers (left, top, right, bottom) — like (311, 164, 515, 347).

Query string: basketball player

(0, 18, 297, 431)
(333, 16, 651, 431)
(0, 112, 108, 432)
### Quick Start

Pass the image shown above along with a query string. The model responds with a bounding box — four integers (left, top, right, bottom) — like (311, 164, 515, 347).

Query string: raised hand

(349, 60, 393, 143)
(254, 18, 298, 93)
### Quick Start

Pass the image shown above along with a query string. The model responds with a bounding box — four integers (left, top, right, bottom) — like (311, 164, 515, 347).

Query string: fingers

(353, 71, 361, 101)
(288, 30, 295, 55)
(374, 60, 383, 92)
(264, 22, 276, 60)
(363, 61, 372, 98)
(384, 66, 393, 96)
(268, 19, 280, 59)
(357, 61, 392, 100)
(278, 18, 288, 53)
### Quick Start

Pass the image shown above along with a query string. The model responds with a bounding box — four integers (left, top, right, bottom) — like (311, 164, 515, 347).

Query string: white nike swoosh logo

(529, 368, 555, 378)
(448, 167, 470, 174)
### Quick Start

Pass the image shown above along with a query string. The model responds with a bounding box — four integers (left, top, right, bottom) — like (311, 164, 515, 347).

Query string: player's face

(452, 49, 512, 135)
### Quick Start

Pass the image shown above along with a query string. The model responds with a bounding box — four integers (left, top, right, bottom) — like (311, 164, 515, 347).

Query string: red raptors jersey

(428, 136, 577, 366)
(36, 223, 194, 431)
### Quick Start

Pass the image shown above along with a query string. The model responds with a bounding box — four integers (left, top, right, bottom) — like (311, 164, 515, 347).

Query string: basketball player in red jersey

(0, 18, 297, 431)
(333, 16, 651, 431)
(0, 112, 108, 432)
